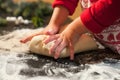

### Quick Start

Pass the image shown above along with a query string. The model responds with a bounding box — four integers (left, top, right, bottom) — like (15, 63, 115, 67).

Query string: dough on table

(29, 34, 98, 58)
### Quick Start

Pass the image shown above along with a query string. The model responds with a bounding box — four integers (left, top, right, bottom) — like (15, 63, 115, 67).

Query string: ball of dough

(29, 34, 98, 58)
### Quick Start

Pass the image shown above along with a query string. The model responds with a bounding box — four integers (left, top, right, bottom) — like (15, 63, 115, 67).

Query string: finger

(68, 41, 74, 60)
(49, 38, 62, 55)
(54, 39, 66, 59)
(43, 34, 59, 44)
(20, 32, 42, 43)
(20, 36, 32, 43)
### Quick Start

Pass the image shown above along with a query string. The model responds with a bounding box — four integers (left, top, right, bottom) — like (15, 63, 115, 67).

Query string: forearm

(49, 6, 69, 27)
(80, 0, 120, 33)
(66, 17, 91, 37)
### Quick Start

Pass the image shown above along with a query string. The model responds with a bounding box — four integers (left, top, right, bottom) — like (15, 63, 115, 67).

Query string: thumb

(46, 29, 56, 35)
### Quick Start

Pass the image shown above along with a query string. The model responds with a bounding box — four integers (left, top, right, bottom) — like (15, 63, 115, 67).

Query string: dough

(29, 34, 98, 58)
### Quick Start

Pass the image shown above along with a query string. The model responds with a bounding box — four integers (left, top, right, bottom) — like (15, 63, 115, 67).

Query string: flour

(0, 53, 120, 80)
(0, 28, 43, 53)
(0, 28, 120, 80)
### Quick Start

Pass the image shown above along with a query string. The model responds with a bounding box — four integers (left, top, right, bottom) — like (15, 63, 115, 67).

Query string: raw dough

(29, 34, 98, 58)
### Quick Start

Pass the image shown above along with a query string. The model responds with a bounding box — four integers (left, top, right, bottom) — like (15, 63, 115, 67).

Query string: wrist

(72, 17, 91, 35)
(49, 6, 69, 27)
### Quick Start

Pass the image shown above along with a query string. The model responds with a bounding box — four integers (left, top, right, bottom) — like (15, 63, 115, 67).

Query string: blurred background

(13, 0, 82, 19)
(42, 0, 82, 20)
(0, 0, 82, 28)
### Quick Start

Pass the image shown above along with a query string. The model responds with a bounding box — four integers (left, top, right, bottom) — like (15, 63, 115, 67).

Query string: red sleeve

(52, 0, 79, 15)
(80, 0, 120, 33)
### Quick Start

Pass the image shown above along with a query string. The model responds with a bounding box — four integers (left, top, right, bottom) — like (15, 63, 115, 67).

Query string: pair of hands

(20, 24, 79, 60)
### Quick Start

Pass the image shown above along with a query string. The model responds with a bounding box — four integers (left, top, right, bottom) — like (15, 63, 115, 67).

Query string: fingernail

(70, 56, 74, 60)
(54, 53, 59, 59)
(49, 50, 52, 55)
(54, 56, 58, 59)
(20, 39, 26, 43)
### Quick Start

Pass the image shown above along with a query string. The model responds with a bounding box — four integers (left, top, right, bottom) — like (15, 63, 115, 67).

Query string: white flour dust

(0, 28, 43, 53)
(0, 53, 120, 80)
(0, 28, 120, 80)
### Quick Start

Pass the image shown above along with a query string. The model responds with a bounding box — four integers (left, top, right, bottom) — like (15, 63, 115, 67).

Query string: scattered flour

(0, 28, 43, 53)
(0, 53, 120, 80)
(0, 28, 120, 80)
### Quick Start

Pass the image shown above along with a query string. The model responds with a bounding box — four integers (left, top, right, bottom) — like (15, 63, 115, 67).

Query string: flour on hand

(29, 34, 98, 58)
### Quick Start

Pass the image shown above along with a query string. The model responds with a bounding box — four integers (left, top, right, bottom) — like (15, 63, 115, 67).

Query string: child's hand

(20, 5, 69, 43)
(43, 26, 80, 60)
(43, 17, 89, 60)
(20, 24, 60, 43)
